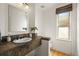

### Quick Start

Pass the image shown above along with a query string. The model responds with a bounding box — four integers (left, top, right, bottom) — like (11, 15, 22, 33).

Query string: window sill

(56, 38, 72, 42)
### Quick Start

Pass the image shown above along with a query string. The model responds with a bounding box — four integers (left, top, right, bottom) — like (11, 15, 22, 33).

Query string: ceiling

(35, 3, 57, 11)
(9, 3, 57, 12)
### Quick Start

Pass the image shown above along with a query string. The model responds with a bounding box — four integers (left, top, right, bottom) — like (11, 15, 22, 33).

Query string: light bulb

(16, 3, 30, 10)
(25, 5, 29, 9)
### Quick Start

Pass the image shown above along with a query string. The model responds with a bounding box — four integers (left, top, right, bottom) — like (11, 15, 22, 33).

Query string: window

(56, 4, 72, 41)
(56, 12, 70, 40)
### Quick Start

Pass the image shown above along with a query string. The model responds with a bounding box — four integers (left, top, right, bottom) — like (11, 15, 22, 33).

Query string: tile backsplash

(1, 33, 30, 42)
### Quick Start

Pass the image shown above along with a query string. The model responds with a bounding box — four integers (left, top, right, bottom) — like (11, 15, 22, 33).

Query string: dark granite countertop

(0, 36, 42, 56)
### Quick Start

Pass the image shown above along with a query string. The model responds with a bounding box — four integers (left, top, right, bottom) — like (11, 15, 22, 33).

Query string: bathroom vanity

(0, 35, 50, 56)
(27, 37, 50, 56)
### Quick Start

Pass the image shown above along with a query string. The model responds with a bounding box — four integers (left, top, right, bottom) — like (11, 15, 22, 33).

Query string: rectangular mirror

(8, 5, 28, 32)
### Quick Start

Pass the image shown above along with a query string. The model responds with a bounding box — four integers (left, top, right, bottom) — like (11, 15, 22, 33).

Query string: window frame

(56, 11, 71, 41)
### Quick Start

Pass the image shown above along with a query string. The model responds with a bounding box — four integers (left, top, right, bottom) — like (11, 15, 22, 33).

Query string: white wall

(0, 4, 8, 36)
(77, 4, 79, 56)
(35, 4, 44, 35)
(35, 3, 77, 55)
(71, 4, 77, 55)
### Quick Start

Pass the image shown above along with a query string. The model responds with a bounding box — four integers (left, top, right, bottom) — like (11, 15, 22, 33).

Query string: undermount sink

(13, 38, 32, 44)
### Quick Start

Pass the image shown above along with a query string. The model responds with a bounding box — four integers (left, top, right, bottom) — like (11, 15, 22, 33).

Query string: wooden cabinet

(26, 49, 36, 56)
(35, 40, 49, 56)
(26, 39, 49, 56)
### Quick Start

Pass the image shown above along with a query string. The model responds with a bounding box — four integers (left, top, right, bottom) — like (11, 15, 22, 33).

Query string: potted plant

(30, 27, 38, 37)
(30, 27, 38, 33)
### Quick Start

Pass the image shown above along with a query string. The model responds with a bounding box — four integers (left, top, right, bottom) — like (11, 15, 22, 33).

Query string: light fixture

(22, 3, 29, 9)
(17, 3, 30, 10)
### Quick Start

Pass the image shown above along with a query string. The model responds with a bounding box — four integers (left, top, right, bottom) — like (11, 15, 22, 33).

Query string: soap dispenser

(7, 34, 11, 42)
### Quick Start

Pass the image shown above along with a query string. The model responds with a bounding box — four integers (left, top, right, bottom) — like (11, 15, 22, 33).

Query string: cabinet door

(41, 40, 49, 56)
(26, 49, 35, 56)
(35, 40, 49, 56)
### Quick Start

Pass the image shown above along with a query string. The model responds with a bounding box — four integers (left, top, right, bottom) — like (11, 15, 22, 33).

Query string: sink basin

(13, 38, 32, 44)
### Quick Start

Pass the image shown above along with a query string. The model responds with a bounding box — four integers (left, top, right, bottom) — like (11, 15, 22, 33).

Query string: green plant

(30, 27, 38, 32)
